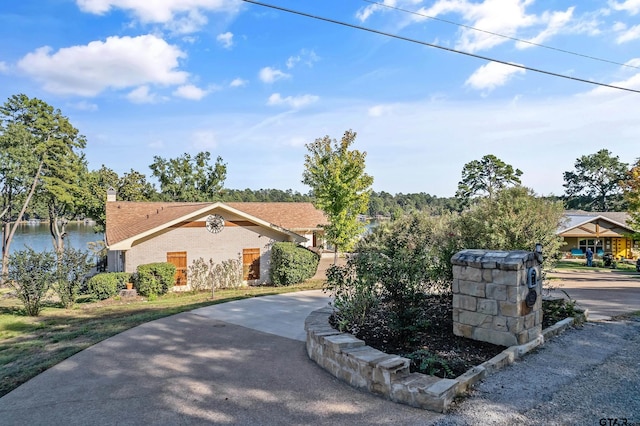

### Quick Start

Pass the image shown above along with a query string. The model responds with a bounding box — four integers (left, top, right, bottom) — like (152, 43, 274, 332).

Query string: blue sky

(1, 0, 639, 197)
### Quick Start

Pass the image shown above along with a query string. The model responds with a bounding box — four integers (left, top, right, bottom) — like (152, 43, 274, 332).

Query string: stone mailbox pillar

(451, 249, 542, 347)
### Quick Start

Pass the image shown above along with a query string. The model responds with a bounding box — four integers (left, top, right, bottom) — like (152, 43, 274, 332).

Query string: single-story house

(557, 210, 638, 260)
(105, 190, 328, 286)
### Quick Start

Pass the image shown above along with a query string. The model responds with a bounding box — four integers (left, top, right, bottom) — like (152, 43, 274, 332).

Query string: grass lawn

(552, 258, 638, 273)
(0, 280, 325, 398)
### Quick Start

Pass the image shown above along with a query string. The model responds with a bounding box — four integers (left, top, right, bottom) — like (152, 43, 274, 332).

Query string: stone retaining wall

(305, 306, 587, 413)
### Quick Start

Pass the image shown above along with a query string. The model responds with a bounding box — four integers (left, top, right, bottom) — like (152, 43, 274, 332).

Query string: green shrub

(135, 262, 176, 297)
(270, 242, 320, 286)
(87, 272, 131, 300)
(54, 247, 93, 308)
(8, 248, 56, 316)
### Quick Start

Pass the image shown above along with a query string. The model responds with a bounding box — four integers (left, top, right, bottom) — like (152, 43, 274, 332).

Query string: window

(578, 239, 603, 255)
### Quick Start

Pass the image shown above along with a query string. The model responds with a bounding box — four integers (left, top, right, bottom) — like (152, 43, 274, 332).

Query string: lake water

(6, 222, 104, 254)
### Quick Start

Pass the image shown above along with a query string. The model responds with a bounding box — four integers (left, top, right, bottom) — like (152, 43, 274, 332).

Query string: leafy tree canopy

(302, 130, 373, 262)
(621, 158, 640, 237)
(456, 154, 522, 200)
(563, 149, 628, 212)
(150, 152, 226, 202)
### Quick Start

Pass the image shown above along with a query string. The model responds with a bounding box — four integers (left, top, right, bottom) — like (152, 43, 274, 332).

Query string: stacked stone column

(451, 249, 542, 347)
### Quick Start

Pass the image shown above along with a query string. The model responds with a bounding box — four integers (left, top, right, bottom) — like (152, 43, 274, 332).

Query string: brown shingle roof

(106, 201, 328, 246)
(225, 202, 328, 231)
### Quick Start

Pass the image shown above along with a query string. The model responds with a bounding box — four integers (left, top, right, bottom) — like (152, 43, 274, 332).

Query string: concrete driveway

(0, 291, 442, 426)
(547, 269, 640, 320)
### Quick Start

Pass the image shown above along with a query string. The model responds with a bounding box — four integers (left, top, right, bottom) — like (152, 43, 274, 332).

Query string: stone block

(458, 311, 491, 327)
(527, 325, 542, 342)
(492, 316, 508, 332)
(456, 366, 486, 394)
(485, 284, 507, 301)
(506, 316, 524, 333)
(453, 294, 477, 311)
(535, 310, 541, 326)
(459, 266, 482, 282)
(491, 269, 517, 286)
(458, 280, 486, 297)
(472, 327, 518, 347)
(344, 346, 393, 366)
(323, 334, 365, 353)
(452, 279, 459, 293)
(425, 378, 458, 398)
(482, 268, 493, 283)
(477, 299, 498, 315)
(453, 322, 473, 338)
(452, 307, 460, 322)
(517, 330, 529, 345)
(524, 313, 535, 329)
(480, 349, 515, 374)
(499, 301, 522, 317)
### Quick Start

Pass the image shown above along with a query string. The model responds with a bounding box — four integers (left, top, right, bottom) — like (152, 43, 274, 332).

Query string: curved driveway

(547, 269, 640, 320)
(0, 291, 442, 425)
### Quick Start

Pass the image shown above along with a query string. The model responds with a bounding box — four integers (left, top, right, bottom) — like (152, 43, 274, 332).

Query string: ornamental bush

(270, 242, 320, 286)
(87, 272, 131, 300)
(54, 247, 93, 308)
(8, 248, 56, 316)
(135, 262, 176, 297)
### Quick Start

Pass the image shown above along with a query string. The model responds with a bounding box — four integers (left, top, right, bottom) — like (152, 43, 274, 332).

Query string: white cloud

(286, 49, 319, 69)
(17, 35, 188, 96)
(516, 7, 574, 48)
(76, 0, 240, 33)
(217, 32, 234, 49)
(173, 84, 208, 100)
(368, 104, 394, 117)
(267, 93, 319, 108)
(465, 61, 525, 91)
(69, 101, 99, 111)
(356, 0, 396, 22)
(0, 61, 7, 73)
(126, 85, 159, 103)
(259, 67, 290, 83)
(609, 0, 640, 15)
(616, 24, 640, 42)
(191, 130, 217, 148)
(230, 78, 247, 87)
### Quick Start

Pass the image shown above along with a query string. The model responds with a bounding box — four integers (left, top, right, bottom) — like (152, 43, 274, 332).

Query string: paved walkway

(0, 291, 442, 425)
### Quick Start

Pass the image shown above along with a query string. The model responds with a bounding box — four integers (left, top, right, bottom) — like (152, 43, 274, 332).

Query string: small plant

(188, 257, 210, 292)
(404, 349, 454, 378)
(210, 256, 243, 290)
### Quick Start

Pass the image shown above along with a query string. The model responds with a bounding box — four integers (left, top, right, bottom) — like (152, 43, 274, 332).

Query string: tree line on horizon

(3, 94, 640, 277)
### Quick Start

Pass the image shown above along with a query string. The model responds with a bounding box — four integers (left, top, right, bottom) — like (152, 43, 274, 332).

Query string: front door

(243, 248, 260, 281)
(167, 251, 187, 286)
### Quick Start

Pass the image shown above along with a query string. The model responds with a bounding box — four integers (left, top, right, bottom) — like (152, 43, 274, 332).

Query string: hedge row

(270, 242, 320, 286)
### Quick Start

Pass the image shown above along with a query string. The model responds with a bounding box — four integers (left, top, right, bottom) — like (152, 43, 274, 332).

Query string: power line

(361, 0, 640, 71)
(240, 0, 640, 94)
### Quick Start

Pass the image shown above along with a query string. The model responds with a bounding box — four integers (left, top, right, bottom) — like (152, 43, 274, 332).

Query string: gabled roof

(106, 201, 328, 249)
(557, 210, 635, 236)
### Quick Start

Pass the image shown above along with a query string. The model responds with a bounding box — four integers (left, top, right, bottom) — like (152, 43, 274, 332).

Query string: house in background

(557, 210, 638, 260)
(105, 190, 328, 286)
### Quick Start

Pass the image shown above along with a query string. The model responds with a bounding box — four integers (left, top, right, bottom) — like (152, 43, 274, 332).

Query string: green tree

(621, 158, 640, 237)
(302, 130, 374, 263)
(458, 186, 565, 268)
(563, 149, 628, 212)
(84, 167, 157, 233)
(0, 94, 85, 277)
(456, 154, 523, 200)
(118, 169, 157, 201)
(150, 152, 226, 202)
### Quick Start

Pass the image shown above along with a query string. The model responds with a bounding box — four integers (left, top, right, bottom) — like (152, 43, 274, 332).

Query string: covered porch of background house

(558, 212, 638, 261)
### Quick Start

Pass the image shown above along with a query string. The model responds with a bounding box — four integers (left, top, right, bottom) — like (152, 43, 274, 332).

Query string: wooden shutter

(243, 248, 260, 280)
(167, 251, 187, 286)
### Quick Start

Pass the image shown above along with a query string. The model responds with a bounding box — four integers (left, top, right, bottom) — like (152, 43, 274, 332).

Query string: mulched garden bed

(330, 294, 577, 379)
